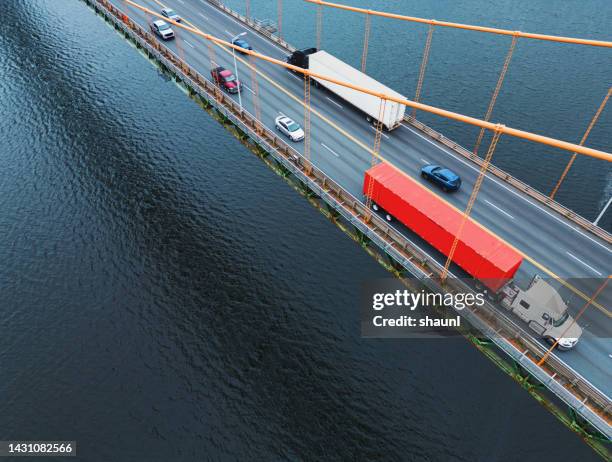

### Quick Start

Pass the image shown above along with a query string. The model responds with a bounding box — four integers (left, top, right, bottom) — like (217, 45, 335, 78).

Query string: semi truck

(363, 162, 582, 349)
(286, 48, 406, 131)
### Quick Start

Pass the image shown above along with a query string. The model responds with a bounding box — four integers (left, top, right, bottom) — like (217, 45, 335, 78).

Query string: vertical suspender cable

(248, 54, 262, 132)
(412, 23, 434, 120)
(361, 12, 371, 73)
(473, 34, 519, 156)
(365, 99, 387, 220)
(277, 0, 283, 40)
(304, 75, 312, 174)
(549, 87, 611, 200)
(246, 0, 251, 19)
(442, 125, 504, 282)
(316, 3, 323, 50)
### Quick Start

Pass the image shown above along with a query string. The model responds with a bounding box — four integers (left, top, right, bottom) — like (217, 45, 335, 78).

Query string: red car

(211, 67, 242, 94)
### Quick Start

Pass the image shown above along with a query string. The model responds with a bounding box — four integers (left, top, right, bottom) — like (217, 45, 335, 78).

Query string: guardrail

(86, 0, 611, 440)
(205, 0, 611, 245)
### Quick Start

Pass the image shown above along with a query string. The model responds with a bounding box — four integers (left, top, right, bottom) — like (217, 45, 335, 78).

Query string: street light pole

(594, 196, 612, 227)
(231, 32, 247, 112)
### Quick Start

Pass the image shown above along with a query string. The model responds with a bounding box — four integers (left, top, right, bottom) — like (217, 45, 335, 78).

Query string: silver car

(275, 115, 305, 142)
(150, 20, 174, 40)
(161, 8, 181, 23)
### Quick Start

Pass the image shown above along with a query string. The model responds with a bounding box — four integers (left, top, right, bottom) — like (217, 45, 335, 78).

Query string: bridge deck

(101, 0, 610, 428)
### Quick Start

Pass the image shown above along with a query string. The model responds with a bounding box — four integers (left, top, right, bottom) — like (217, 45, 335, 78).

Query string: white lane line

(224, 30, 236, 38)
(243, 84, 255, 95)
(321, 143, 340, 158)
(183, 39, 195, 48)
(211, 60, 219, 67)
(566, 251, 603, 276)
(420, 158, 429, 164)
(400, 123, 611, 254)
(289, 73, 302, 81)
(198, 12, 209, 21)
(370, 125, 389, 139)
(325, 97, 343, 109)
(177, 0, 184, 4)
(484, 200, 514, 219)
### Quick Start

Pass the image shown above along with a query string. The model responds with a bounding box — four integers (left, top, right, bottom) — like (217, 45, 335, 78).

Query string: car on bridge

(232, 38, 252, 54)
(275, 115, 305, 142)
(161, 8, 181, 23)
(420, 164, 461, 192)
(211, 67, 242, 94)
(149, 20, 175, 41)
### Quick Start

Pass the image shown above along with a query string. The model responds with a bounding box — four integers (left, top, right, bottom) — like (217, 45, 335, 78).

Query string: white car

(161, 8, 181, 23)
(275, 115, 304, 142)
(150, 20, 174, 40)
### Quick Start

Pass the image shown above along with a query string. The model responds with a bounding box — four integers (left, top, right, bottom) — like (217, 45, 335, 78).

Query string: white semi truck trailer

(287, 48, 406, 131)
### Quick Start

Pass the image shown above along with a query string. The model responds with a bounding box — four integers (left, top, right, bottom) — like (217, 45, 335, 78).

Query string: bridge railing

(204, 0, 611, 245)
(86, 0, 611, 439)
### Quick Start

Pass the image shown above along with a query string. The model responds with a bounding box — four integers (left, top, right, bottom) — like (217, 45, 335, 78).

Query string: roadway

(109, 0, 611, 397)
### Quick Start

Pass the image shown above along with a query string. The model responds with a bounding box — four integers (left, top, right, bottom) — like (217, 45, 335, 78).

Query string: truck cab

(286, 47, 317, 69)
(500, 276, 582, 350)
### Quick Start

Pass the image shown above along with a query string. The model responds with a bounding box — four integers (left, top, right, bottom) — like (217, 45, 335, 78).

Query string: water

(0, 1, 606, 460)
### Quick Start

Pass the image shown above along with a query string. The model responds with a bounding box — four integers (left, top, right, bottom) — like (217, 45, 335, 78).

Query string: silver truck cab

(500, 275, 582, 350)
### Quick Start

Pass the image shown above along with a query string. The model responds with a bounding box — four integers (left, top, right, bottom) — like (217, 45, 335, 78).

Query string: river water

(0, 1, 607, 461)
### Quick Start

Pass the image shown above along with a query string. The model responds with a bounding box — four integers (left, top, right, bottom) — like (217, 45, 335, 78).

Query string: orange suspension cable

(412, 24, 434, 120)
(549, 87, 612, 200)
(473, 34, 518, 156)
(304, 0, 612, 48)
(123, 1, 612, 163)
(361, 12, 371, 73)
(442, 125, 504, 282)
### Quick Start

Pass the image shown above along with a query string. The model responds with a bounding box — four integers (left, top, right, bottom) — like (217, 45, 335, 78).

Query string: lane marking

(370, 125, 389, 139)
(401, 123, 611, 254)
(566, 252, 603, 276)
(183, 39, 194, 48)
(243, 84, 255, 95)
(177, 0, 184, 4)
(224, 30, 234, 37)
(420, 158, 429, 164)
(325, 97, 343, 109)
(484, 200, 514, 219)
(198, 12, 208, 21)
(321, 143, 340, 157)
(289, 73, 302, 81)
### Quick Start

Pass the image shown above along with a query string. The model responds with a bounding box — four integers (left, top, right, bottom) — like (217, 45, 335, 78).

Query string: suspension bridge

(82, 0, 611, 453)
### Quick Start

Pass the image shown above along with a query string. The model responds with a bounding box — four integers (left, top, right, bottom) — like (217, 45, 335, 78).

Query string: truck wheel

(385, 213, 393, 222)
(421, 172, 428, 179)
(544, 336, 556, 347)
(372, 203, 379, 211)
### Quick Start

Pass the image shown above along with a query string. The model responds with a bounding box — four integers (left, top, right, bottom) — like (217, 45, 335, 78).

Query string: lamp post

(231, 32, 247, 112)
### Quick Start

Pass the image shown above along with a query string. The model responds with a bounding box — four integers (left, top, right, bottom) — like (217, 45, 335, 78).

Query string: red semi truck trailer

(363, 162, 523, 292)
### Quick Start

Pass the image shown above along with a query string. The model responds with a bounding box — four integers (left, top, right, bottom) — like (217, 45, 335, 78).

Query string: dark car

(232, 38, 252, 54)
(211, 67, 242, 94)
(421, 164, 461, 192)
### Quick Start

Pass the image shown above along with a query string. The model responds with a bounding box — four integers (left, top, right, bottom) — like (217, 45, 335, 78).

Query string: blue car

(232, 38, 252, 54)
(421, 164, 461, 192)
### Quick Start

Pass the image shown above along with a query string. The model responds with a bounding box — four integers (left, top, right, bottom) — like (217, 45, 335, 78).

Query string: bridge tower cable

(365, 98, 387, 221)
(412, 24, 434, 120)
(537, 276, 610, 367)
(304, 75, 313, 174)
(316, 3, 323, 50)
(441, 125, 504, 282)
(473, 34, 519, 156)
(361, 12, 371, 72)
(549, 87, 611, 200)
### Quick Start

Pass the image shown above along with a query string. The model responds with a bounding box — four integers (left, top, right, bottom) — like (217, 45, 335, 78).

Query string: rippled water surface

(0, 1, 607, 461)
